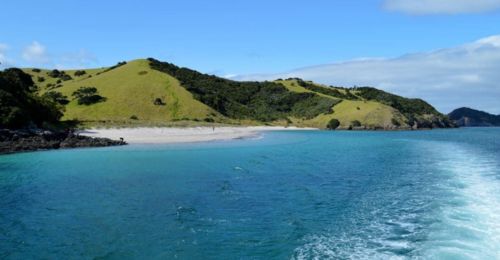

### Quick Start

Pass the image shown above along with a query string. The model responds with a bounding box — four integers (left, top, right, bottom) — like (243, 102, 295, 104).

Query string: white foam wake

(417, 143, 500, 259)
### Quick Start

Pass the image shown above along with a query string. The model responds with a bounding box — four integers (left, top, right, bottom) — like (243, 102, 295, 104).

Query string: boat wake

(292, 141, 500, 259)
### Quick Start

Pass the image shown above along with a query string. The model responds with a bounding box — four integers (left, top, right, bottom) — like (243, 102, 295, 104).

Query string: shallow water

(1, 128, 499, 259)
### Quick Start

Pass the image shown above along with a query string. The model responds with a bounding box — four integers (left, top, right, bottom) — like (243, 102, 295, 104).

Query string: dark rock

(0, 128, 126, 155)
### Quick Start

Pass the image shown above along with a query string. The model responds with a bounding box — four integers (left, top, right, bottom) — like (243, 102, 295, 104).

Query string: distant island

(1, 58, 456, 153)
(449, 107, 500, 127)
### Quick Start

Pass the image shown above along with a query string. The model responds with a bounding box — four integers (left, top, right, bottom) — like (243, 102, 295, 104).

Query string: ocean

(1, 128, 499, 259)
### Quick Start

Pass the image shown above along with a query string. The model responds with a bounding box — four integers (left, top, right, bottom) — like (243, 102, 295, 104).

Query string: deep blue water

(1, 128, 499, 259)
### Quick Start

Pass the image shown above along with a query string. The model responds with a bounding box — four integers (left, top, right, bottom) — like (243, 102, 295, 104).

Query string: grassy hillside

(21, 59, 453, 129)
(25, 60, 221, 127)
(276, 79, 406, 128)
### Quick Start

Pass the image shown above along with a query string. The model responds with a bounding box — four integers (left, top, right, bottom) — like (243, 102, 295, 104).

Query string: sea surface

(1, 128, 499, 259)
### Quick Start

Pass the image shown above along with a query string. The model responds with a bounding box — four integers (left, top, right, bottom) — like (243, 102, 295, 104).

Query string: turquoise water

(1, 128, 499, 259)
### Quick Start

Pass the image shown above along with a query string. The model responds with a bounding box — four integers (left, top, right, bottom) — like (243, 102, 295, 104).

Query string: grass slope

(277, 79, 405, 128)
(25, 60, 220, 126)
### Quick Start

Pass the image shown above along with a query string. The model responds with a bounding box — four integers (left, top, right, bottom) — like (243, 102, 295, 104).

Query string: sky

(1, 0, 500, 113)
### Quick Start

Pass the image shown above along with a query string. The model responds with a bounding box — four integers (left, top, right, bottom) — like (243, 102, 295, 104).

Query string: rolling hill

(20, 58, 453, 129)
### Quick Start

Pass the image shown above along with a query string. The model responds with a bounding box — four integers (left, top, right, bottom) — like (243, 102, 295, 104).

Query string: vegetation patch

(0, 69, 62, 128)
(96, 61, 127, 75)
(294, 79, 358, 100)
(74, 70, 87, 77)
(148, 58, 336, 122)
(42, 91, 70, 105)
(72, 87, 106, 105)
(326, 119, 340, 130)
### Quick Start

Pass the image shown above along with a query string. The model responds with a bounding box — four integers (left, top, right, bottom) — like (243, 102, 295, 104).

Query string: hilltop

(449, 107, 500, 127)
(19, 58, 453, 129)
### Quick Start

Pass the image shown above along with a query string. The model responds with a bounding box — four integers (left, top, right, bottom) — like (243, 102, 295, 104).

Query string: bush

(37, 76, 45, 82)
(74, 70, 86, 76)
(326, 118, 340, 130)
(351, 120, 362, 127)
(72, 87, 106, 105)
(138, 71, 148, 75)
(391, 118, 401, 126)
(42, 91, 69, 105)
(61, 74, 72, 81)
(47, 69, 72, 81)
(32, 68, 41, 73)
(130, 115, 139, 120)
(154, 98, 165, 106)
(48, 69, 62, 78)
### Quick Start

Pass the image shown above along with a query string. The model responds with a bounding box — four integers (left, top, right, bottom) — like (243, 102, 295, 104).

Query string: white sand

(78, 126, 317, 144)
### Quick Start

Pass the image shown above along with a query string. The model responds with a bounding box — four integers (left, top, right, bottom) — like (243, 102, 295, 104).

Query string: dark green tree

(42, 91, 70, 105)
(326, 118, 340, 130)
(72, 87, 106, 105)
(351, 120, 362, 127)
(0, 68, 62, 128)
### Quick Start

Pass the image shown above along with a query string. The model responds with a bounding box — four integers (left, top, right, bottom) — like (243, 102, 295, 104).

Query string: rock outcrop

(0, 129, 126, 154)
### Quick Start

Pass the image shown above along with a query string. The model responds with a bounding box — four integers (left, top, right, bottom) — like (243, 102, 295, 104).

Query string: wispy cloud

(0, 43, 14, 68)
(383, 0, 500, 15)
(1, 41, 98, 69)
(234, 35, 500, 114)
(22, 41, 50, 64)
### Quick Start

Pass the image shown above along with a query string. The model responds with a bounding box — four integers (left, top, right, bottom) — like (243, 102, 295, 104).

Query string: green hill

(20, 58, 453, 129)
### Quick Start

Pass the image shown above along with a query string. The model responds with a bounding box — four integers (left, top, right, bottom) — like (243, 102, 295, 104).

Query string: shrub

(154, 98, 165, 106)
(32, 68, 41, 73)
(74, 70, 86, 76)
(48, 69, 62, 78)
(37, 76, 45, 82)
(204, 117, 215, 123)
(326, 118, 340, 130)
(72, 87, 106, 105)
(391, 118, 401, 126)
(138, 71, 148, 75)
(130, 115, 139, 120)
(351, 120, 362, 127)
(42, 91, 69, 105)
(61, 74, 72, 81)
(47, 69, 72, 81)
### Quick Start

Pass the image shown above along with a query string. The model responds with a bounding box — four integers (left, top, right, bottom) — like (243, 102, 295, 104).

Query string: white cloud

(384, 0, 500, 15)
(22, 41, 50, 64)
(234, 35, 500, 114)
(0, 43, 14, 68)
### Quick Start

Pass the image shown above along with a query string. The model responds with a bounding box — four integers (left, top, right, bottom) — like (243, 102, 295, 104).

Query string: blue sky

(1, 0, 500, 113)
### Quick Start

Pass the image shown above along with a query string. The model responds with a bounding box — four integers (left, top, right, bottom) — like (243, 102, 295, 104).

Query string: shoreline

(78, 126, 318, 144)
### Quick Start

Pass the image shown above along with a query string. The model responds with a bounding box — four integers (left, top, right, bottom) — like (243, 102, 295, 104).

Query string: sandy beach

(78, 126, 317, 144)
